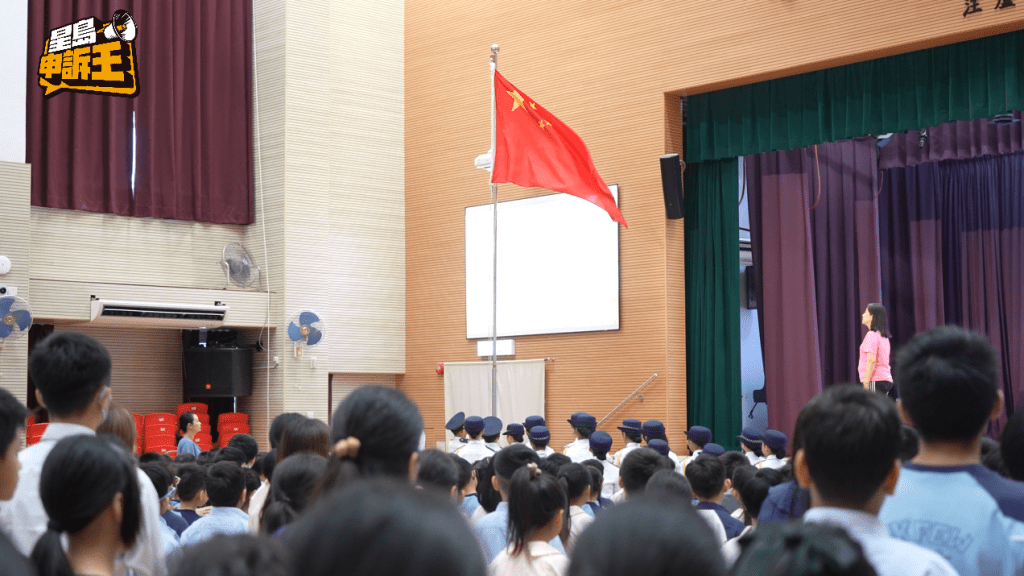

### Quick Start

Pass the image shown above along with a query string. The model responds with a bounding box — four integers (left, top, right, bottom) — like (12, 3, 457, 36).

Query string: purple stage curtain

(26, 0, 253, 224)
(747, 138, 882, 439)
(879, 153, 1024, 434)
(878, 112, 1024, 170)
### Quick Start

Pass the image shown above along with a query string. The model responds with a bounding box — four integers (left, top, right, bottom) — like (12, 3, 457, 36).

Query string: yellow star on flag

(507, 89, 526, 112)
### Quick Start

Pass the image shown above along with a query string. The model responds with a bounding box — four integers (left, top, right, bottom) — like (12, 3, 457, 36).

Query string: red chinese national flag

(492, 71, 627, 227)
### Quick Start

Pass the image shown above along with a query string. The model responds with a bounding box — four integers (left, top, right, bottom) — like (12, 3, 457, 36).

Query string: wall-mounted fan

(221, 242, 261, 289)
(0, 296, 31, 341)
(287, 310, 325, 354)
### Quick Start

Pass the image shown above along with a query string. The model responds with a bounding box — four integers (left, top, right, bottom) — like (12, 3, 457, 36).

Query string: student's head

(641, 420, 666, 442)
(568, 413, 596, 440)
(862, 303, 890, 338)
(29, 332, 111, 421)
(97, 405, 137, 454)
(449, 453, 474, 493)
(762, 430, 787, 459)
(539, 453, 571, 476)
(794, 385, 901, 509)
(169, 533, 289, 576)
(720, 451, 753, 482)
(215, 446, 248, 466)
(205, 462, 246, 508)
(1001, 408, 1024, 481)
(528, 426, 551, 449)
(493, 444, 541, 494)
(30, 436, 141, 576)
(733, 467, 783, 520)
(684, 454, 727, 501)
(617, 419, 643, 444)
(619, 447, 673, 497)
(228, 434, 259, 465)
(242, 468, 261, 507)
(568, 499, 726, 576)
(898, 425, 920, 462)
(588, 431, 612, 461)
(139, 452, 173, 466)
(895, 326, 1000, 442)
(260, 453, 327, 534)
(140, 462, 175, 513)
(731, 523, 877, 576)
(290, 479, 487, 576)
(558, 463, 592, 504)
(581, 461, 603, 501)
(504, 423, 524, 444)
(508, 464, 568, 556)
(261, 449, 278, 482)
(175, 463, 207, 504)
(278, 418, 331, 461)
(644, 469, 693, 502)
(473, 457, 501, 513)
(176, 412, 199, 443)
(330, 385, 423, 478)
(415, 449, 459, 499)
(464, 416, 484, 440)
(0, 387, 28, 500)
(269, 412, 306, 449)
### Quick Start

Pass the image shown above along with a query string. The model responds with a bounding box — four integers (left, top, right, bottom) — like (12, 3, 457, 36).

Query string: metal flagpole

(489, 44, 499, 418)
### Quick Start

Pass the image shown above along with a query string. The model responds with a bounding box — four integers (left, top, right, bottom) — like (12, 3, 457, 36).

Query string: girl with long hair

(490, 462, 569, 576)
(859, 303, 895, 399)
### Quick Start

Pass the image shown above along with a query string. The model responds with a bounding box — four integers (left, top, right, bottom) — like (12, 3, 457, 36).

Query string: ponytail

(30, 527, 74, 576)
(506, 463, 568, 556)
(261, 453, 328, 534)
(176, 412, 194, 443)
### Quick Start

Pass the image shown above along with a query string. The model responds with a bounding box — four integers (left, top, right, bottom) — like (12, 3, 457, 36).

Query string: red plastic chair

(177, 402, 208, 416)
(195, 413, 210, 425)
(145, 434, 176, 452)
(26, 423, 48, 438)
(26, 415, 35, 427)
(219, 423, 250, 436)
(219, 432, 239, 447)
(145, 423, 177, 437)
(26, 435, 43, 446)
(217, 413, 249, 425)
(144, 413, 177, 427)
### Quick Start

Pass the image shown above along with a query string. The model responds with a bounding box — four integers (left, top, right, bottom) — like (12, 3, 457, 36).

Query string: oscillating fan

(287, 310, 325, 356)
(0, 296, 31, 341)
(221, 242, 261, 289)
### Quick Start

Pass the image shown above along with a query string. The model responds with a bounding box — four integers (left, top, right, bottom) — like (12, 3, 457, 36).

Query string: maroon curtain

(26, 0, 253, 224)
(878, 112, 1024, 170)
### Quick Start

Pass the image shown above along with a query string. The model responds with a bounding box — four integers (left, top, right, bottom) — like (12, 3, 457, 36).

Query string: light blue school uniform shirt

(177, 436, 202, 458)
(179, 507, 248, 547)
(473, 502, 566, 561)
(879, 463, 1024, 576)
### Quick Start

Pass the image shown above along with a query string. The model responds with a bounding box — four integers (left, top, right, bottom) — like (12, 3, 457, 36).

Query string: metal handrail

(596, 374, 658, 428)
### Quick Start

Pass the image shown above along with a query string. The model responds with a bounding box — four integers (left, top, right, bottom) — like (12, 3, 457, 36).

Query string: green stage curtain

(686, 29, 1024, 163)
(685, 158, 742, 450)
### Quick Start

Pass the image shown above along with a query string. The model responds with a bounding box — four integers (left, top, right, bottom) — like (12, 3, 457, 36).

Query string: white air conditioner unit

(89, 299, 229, 328)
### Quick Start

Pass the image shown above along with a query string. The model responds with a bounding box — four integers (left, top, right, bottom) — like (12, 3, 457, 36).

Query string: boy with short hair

(618, 447, 673, 499)
(794, 385, 957, 576)
(180, 462, 249, 546)
(0, 387, 28, 501)
(227, 434, 259, 467)
(685, 454, 745, 539)
(879, 326, 1024, 576)
(174, 463, 208, 526)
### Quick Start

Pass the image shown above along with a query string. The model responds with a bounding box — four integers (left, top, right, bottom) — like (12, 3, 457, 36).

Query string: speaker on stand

(660, 153, 684, 220)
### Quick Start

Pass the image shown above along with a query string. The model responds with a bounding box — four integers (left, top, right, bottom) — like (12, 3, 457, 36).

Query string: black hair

(895, 326, 998, 441)
(29, 332, 111, 418)
(96, 406, 136, 454)
(796, 385, 901, 506)
(176, 412, 198, 443)
(205, 462, 246, 507)
(574, 426, 595, 440)
(215, 446, 248, 466)
(644, 469, 693, 501)
(269, 413, 306, 449)
(506, 432, 524, 443)
(139, 452, 172, 465)
(278, 418, 331, 461)
(620, 448, 673, 496)
(251, 452, 266, 477)
(174, 453, 198, 464)
(585, 465, 603, 500)
(530, 434, 550, 449)
(474, 457, 501, 513)
(558, 463, 591, 501)
(448, 453, 473, 491)
(451, 424, 465, 435)
(260, 453, 327, 534)
(1001, 408, 1024, 481)
(290, 479, 487, 576)
(262, 449, 278, 482)
(568, 499, 726, 576)
(140, 462, 175, 501)
(175, 463, 207, 502)
(589, 443, 610, 461)
(0, 387, 28, 457)
(415, 449, 459, 495)
(866, 303, 890, 338)
(228, 434, 259, 463)
(507, 464, 568, 556)
(243, 468, 261, 501)
(197, 450, 214, 466)
(30, 436, 141, 576)
(898, 425, 920, 462)
(622, 429, 642, 444)
(643, 430, 667, 443)
(734, 467, 783, 520)
(482, 433, 500, 444)
(169, 533, 288, 576)
(328, 385, 423, 478)
(683, 454, 726, 500)
(720, 451, 753, 483)
(731, 523, 877, 576)
(493, 444, 541, 493)
(770, 445, 787, 459)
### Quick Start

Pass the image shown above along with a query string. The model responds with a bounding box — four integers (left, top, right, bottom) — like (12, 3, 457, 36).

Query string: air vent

(90, 299, 229, 328)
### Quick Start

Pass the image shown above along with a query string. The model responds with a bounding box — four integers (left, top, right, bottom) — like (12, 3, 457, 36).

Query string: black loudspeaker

(660, 153, 684, 220)
(183, 347, 253, 397)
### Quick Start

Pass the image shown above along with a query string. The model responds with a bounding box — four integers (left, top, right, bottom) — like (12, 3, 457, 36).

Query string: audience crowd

(0, 325, 1021, 576)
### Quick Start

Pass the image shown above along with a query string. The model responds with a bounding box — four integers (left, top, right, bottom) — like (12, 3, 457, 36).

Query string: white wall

(0, 0, 27, 163)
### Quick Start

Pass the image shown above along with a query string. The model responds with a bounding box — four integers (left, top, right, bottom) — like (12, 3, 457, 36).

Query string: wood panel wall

(405, 0, 1024, 451)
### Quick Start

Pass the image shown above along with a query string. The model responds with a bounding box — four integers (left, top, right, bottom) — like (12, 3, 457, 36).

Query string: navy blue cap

(464, 416, 485, 434)
(703, 443, 725, 456)
(617, 418, 642, 433)
(685, 426, 712, 446)
(737, 426, 763, 446)
(482, 416, 503, 436)
(445, 412, 466, 431)
(763, 430, 787, 452)
(567, 412, 596, 428)
(589, 431, 612, 453)
(529, 426, 550, 444)
(523, 415, 545, 430)
(648, 439, 670, 456)
(505, 423, 525, 436)
(642, 420, 665, 437)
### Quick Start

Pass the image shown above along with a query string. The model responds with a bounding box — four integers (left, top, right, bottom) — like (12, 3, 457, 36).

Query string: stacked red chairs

(26, 415, 35, 427)
(132, 413, 144, 453)
(26, 422, 47, 446)
(142, 413, 177, 454)
(217, 413, 249, 447)
(194, 433, 214, 451)
(177, 402, 208, 417)
(146, 434, 176, 454)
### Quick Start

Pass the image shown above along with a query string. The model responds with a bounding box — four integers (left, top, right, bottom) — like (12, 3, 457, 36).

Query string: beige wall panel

(405, 1, 1024, 450)
(329, 372, 398, 419)
(0, 162, 31, 402)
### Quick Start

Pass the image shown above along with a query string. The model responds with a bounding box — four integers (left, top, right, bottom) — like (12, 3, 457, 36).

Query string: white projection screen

(465, 185, 620, 339)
